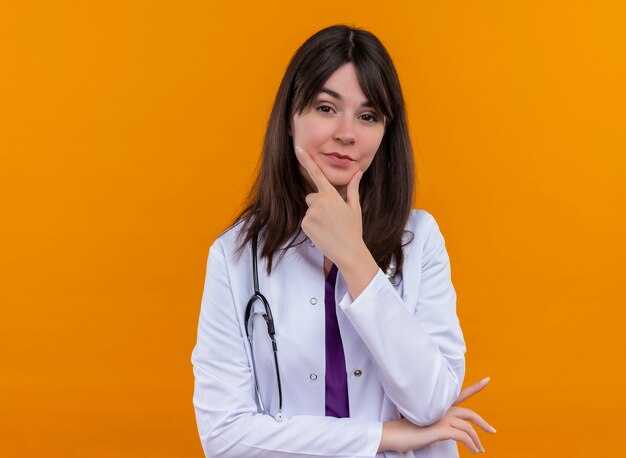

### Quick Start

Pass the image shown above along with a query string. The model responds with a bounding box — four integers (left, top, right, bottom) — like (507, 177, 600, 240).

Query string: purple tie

(324, 263, 349, 418)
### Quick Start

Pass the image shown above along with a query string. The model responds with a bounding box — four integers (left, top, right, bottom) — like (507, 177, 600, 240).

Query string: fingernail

(295, 145, 302, 154)
(482, 377, 490, 384)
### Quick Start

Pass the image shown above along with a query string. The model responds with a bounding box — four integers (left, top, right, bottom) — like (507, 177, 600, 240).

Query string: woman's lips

(324, 153, 354, 166)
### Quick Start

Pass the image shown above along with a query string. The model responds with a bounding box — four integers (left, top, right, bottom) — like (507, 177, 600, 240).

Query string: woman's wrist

(377, 420, 393, 452)
(336, 241, 379, 301)
(378, 419, 440, 453)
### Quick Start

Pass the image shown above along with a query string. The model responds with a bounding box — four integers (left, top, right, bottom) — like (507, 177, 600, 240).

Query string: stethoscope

(244, 232, 401, 422)
(244, 233, 284, 421)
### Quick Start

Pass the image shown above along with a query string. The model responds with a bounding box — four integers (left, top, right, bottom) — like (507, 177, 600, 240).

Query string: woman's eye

(317, 105, 335, 114)
(360, 113, 379, 123)
(315, 105, 379, 123)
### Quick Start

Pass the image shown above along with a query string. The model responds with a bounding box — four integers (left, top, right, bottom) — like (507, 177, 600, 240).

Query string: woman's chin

(320, 168, 354, 187)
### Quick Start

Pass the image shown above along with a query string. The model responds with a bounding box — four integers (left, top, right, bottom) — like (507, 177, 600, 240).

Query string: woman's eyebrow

(319, 87, 374, 107)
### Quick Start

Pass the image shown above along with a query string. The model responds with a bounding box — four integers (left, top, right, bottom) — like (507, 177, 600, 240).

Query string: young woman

(191, 25, 496, 457)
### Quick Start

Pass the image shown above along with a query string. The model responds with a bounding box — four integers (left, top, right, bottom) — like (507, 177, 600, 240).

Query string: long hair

(225, 24, 416, 276)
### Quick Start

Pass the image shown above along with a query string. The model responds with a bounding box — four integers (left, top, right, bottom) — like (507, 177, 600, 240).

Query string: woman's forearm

(378, 419, 440, 453)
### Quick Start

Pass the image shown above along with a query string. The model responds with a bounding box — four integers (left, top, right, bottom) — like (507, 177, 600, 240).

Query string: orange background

(1, 1, 625, 457)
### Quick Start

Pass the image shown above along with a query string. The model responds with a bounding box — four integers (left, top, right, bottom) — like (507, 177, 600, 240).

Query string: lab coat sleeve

(191, 241, 383, 458)
(338, 213, 466, 427)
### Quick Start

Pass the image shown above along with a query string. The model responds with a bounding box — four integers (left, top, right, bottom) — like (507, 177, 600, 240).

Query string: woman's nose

(332, 116, 356, 145)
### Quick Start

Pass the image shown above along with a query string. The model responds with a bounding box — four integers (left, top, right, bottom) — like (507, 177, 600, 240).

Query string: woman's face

(290, 62, 386, 200)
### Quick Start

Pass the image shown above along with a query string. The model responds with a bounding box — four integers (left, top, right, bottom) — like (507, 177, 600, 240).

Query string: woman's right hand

(378, 377, 496, 454)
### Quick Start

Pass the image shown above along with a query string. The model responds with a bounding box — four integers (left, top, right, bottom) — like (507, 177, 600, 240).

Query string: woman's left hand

(295, 145, 364, 266)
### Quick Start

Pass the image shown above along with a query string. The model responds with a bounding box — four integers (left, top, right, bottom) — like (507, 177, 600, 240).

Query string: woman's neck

(324, 256, 333, 278)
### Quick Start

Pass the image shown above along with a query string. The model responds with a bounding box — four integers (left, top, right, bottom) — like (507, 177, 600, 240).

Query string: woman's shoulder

(211, 217, 249, 254)
(406, 208, 451, 255)
(408, 208, 440, 235)
(406, 207, 453, 266)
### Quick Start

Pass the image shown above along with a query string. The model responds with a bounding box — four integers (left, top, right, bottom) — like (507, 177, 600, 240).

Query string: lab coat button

(353, 369, 363, 377)
(309, 373, 318, 381)
(309, 297, 318, 305)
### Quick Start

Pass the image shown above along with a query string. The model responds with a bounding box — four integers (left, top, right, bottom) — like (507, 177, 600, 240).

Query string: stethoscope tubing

(244, 233, 283, 421)
(243, 231, 399, 422)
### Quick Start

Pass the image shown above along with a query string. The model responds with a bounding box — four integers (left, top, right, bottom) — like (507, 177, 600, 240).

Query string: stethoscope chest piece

(385, 261, 401, 286)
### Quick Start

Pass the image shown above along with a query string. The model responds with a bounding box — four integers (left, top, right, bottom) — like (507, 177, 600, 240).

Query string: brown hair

(224, 24, 416, 276)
